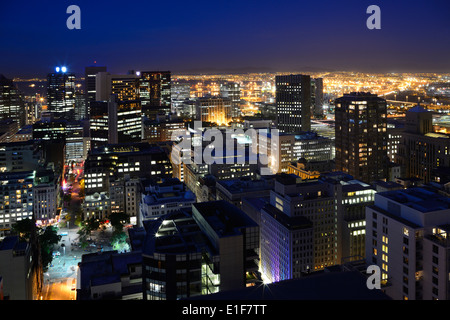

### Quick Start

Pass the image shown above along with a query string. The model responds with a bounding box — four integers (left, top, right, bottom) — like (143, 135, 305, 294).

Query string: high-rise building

(33, 169, 60, 225)
(95, 73, 142, 143)
(245, 171, 376, 283)
(397, 105, 450, 184)
(365, 186, 450, 300)
(139, 71, 171, 120)
(138, 178, 196, 226)
(275, 74, 311, 133)
(108, 95, 142, 143)
(220, 81, 241, 118)
(84, 65, 107, 118)
(95, 72, 140, 102)
(334, 92, 388, 184)
(46, 67, 76, 120)
(311, 78, 324, 117)
(255, 129, 333, 174)
(0, 74, 25, 128)
(88, 101, 109, 150)
(196, 97, 232, 126)
(138, 200, 260, 300)
(0, 140, 42, 173)
(0, 171, 35, 237)
(83, 142, 172, 196)
(0, 236, 36, 300)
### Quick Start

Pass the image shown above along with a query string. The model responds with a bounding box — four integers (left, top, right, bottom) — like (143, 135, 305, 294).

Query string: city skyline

(4, 0, 450, 305)
(2, 0, 450, 78)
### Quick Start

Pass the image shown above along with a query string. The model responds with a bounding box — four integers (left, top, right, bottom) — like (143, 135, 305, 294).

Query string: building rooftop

(262, 203, 313, 231)
(78, 250, 142, 299)
(192, 201, 258, 238)
(217, 177, 274, 194)
(189, 270, 390, 300)
(141, 209, 208, 256)
(379, 187, 450, 213)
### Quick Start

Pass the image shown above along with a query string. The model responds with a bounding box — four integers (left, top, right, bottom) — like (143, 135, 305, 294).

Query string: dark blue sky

(1, 0, 450, 78)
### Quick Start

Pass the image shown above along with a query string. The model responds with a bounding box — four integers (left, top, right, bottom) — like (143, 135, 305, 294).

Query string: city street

(41, 162, 115, 300)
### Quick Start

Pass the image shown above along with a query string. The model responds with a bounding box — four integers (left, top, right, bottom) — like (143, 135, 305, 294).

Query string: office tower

(321, 171, 376, 260)
(74, 91, 86, 121)
(32, 114, 67, 141)
(11, 125, 33, 143)
(84, 65, 107, 118)
(65, 120, 89, 162)
(138, 178, 196, 226)
(108, 95, 142, 143)
(171, 80, 190, 115)
(95, 72, 140, 101)
(311, 78, 324, 117)
(245, 172, 376, 283)
(196, 97, 232, 126)
(0, 119, 19, 143)
(77, 250, 142, 300)
(387, 119, 404, 162)
(83, 142, 172, 196)
(365, 187, 450, 300)
(268, 175, 339, 270)
(46, 67, 76, 120)
(256, 129, 333, 174)
(95, 73, 142, 143)
(0, 236, 36, 300)
(142, 116, 186, 144)
(0, 74, 25, 128)
(0, 171, 35, 237)
(215, 176, 275, 209)
(220, 81, 241, 118)
(139, 200, 259, 300)
(88, 101, 109, 150)
(260, 199, 314, 282)
(334, 92, 388, 184)
(397, 105, 450, 184)
(275, 74, 311, 133)
(0, 140, 42, 173)
(109, 176, 142, 220)
(33, 169, 60, 225)
(139, 71, 171, 120)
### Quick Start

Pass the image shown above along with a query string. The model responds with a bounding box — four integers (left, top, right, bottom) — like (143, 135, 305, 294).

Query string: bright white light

(61, 66, 67, 73)
(56, 67, 60, 72)
(136, 71, 141, 76)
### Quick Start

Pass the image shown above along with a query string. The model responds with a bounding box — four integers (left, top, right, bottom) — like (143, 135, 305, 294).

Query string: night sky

(1, 0, 450, 78)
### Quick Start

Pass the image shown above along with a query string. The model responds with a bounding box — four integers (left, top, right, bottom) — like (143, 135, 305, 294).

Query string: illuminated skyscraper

(196, 97, 232, 126)
(95, 72, 142, 143)
(0, 74, 25, 127)
(275, 74, 311, 133)
(334, 92, 388, 184)
(220, 81, 241, 118)
(139, 71, 171, 120)
(85, 65, 107, 118)
(311, 77, 324, 117)
(47, 67, 76, 120)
